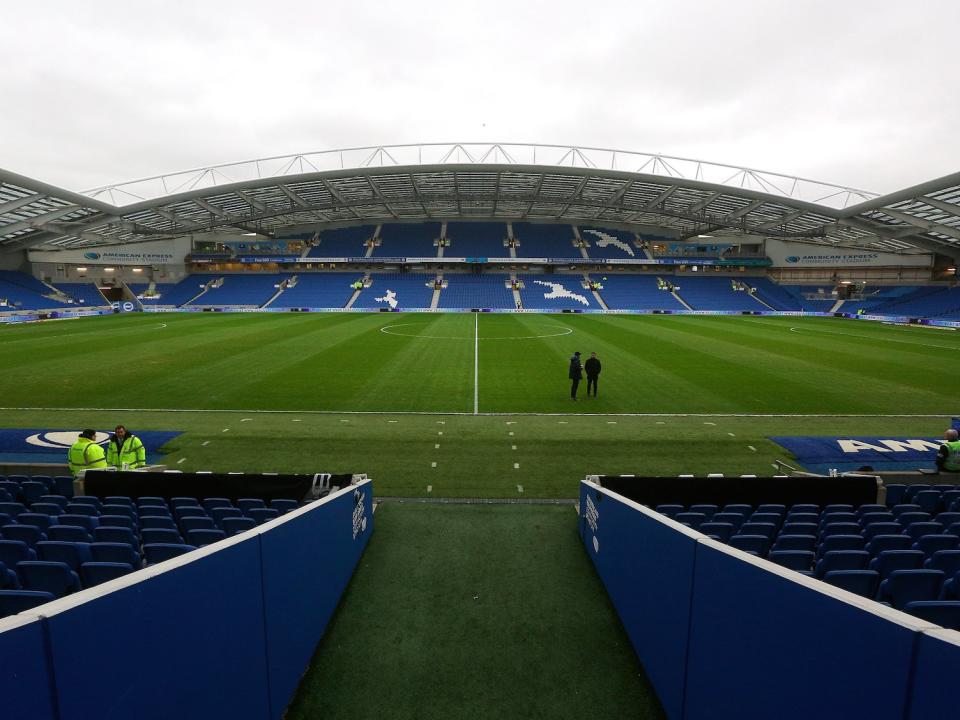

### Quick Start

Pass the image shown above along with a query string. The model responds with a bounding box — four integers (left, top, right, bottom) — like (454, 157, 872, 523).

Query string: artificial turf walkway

(286, 502, 664, 720)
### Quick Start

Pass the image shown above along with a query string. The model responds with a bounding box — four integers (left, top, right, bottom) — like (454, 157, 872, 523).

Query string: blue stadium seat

(903, 601, 960, 630)
(756, 504, 786, 516)
(179, 517, 216, 533)
(817, 535, 865, 557)
(786, 513, 819, 526)
(815, 551, 870, 579)
(104, 496, 135, 508)
(866, 535, 913, 556)
(740, 522, 777, 540)
(712, 512, 745, 531)
(138, 505, 171, 518)
(47, 526, 92, 543)
(856, 504, 887, 517)
(819, 523, 861, 538)
(782, 522, 818, 537)
(0, 561, 20, 589)
(31, 502, 64, 517)
(750, 513, 783, 529)
(914, 490, 944, 514)
(139, 516, 177, 531)
(941, 571, 960, 600)
(140, 529, 182, 545)
(0, 482, 19, 500)
(92, 527, 137, 547)
(722, 504, 752, 516)
(674, 512, 707, 529)
(237, 498, 266, 513)
(58, 514, 98, 532)
(80, 562, 134, 589)
(90, 543, 140, 568)
(729, 534, 770, 556)
(823, 504, 855, 514)
(98, 515, 136, 531)
(926, 550, 960, 577)
(768, 550, 815, 572)
(202, 497, 232, 512)
(936, 512, 960, 528)
(878, 570, 945, 609)
(17, 561, 80, 598)
(906, 522, 945, 543)
(185, 529, 225, 547)
(689, 504, 718, 518)
(942, 491, 960, 511)
(36, 541, 91, 571)
(40, 495, 68, 510)
(0, 590, 55, 617)
(101, 504, 137, 520)
(170, 497, 200, 508)
(270, 499, 299, 514)
(211, 507, 243, 526)
(823, 570, 880, 598)
(820, 512, 857, 527)
(859, 512, 895, 528)
(71, 495, 102, 510)
(247, 508, 280, 525)
(771, 534, 817, 553)
(2, 524, 45, 548)
(700, 522, 735, 542)
(790, 504, 820, 515)
(137, 496, 167, 508)
(870, 550, 926, 580)
(885, 485, 907, 506)
(64, 503, 98, 517)
(221, 517, 256, 537)
(143, 543, 196, 565)
(174, 506, 208, 520)
(898, 512, 932, 528)
(53, 477, 74, 497)
(863, 523, 904, 541)
(16, 513, 57, 532)
(891, 504, 922, 518)
(18, 481, 46, 505)
(0, 489, 9, 503)
(0, 502, 27, 518)
(904, 485, 932, 503)
(914, 535, 959, 558)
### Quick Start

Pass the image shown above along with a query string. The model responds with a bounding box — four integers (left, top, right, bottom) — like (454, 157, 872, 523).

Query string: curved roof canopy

(2, 143, 959, 259)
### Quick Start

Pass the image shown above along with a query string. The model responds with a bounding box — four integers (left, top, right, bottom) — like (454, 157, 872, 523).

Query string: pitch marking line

(473, 313, 479, 416)
(431, 462, 437, 468)
(434, 443, 440, 449)
(380, 322, 573, 341)
(0, 407, 949, 419)
(241, 418, 252, 422)
(427, 485, 432, 493)
(201, 440, 210, 446)
(177, 458, 186, 464)
(748, 445, 757, 452)
(511, 445, 517, 450)
(517, 484, 524, 493)
(727, 432, 736, 437)
(514, 463, 520, 469)
(222, 428, 230, 432)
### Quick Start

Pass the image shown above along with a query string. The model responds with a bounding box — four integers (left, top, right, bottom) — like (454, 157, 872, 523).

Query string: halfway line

(473, 312, 479, 416)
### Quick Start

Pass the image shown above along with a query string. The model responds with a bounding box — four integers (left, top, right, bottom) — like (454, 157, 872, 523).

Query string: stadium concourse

(2, 144, 960, 719)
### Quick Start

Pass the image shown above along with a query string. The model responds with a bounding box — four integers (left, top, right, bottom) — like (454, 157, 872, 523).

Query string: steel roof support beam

(0, 193, 46, 215)
(363, 177, 398, 219)
(908, 195, 960, 221)
(278, 185, 331, 222)
(318, 178, 361, 219)
(874, 208, 960, 242)
(687, 191, 723, 214)
(0, 205, 86, 237)
(724, 199, 765, 222)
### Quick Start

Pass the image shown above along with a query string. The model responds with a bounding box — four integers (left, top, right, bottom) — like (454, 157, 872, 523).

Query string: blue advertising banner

(0, 428, 181, 463)
(771, 435, 942, 472)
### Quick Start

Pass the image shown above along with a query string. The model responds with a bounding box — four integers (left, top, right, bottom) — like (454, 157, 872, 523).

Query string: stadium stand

(353, 273, 436, 309)
(0, 271, 71, 310)
(777, 285, 840, 311)
(445, 222, 508, 257)
(743, 278, 803, 311)
(865, 285, 960, 318)
(672, 276, 767, 311)
(306, 225, 376, 258)
(373, 222, 441, 257)
(268, 273, 360, 309)
(128, 282, 179, 305)
(594, 275, 686, 311)
(186, 274, 285, 307)
(52, 282, 109, 306)
(512, 223, 582, 259)
(579, 227, 640, 259)
(517, 275, 594, 310)
(134, 274, 220, 307)
(438, 274, 514, 309)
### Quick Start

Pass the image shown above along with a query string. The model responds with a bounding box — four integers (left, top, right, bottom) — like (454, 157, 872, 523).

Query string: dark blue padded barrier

(908, 629, 960, 720)
(580, 480, 960, 720)
(0, 480, 372, 719)
(579, 482, 697, 720)
(40, 534, 270, 720)
(261, 482, 373, 719)
(686, 539, 923, 720)
(0, 615, 56, 720)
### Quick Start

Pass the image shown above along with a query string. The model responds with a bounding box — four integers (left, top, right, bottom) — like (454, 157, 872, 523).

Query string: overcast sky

(1, 0, 958, 196)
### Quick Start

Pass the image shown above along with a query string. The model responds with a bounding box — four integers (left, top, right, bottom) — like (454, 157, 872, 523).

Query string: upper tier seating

(512, 223, 582, 259)
(594, 275, 686, 311)
(268, 273, 360, 309)
(777, 285, 839, 312)
(438, 274, 514, 309)
(579, 227, 640, 259)
(444, 223, 508, 257)
(372, 223, 441, 257)
(518, 275, 594, 310)
(865, 286, 960, 319)
(353, 273, 436, 310)
(673, 276, 766, 311)
(53, 283, 109, 306)
(186, 274, 285, 307)
(306, 226, 376, 258)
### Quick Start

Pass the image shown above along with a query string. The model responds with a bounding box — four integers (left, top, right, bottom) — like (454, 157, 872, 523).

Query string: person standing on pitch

(569, 351, 583, 400)
(67, 429, 108, 477)
(584, 351, 602, 397)
(106, 424, 146, 470)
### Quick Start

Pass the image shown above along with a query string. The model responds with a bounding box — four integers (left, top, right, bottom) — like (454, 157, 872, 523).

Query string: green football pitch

(0, 311, 955, 496)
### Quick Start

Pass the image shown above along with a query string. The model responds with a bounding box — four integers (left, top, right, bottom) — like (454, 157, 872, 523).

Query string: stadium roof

(2, 143, 959, 259)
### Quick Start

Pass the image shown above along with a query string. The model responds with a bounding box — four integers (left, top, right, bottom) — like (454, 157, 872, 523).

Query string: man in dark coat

(584, 351, 602, 397)
(569, 351, 583, 400)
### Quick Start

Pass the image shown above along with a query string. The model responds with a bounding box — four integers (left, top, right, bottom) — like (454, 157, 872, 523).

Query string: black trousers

(586, 376, 598, 396)
(570, 378, 580, 398)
